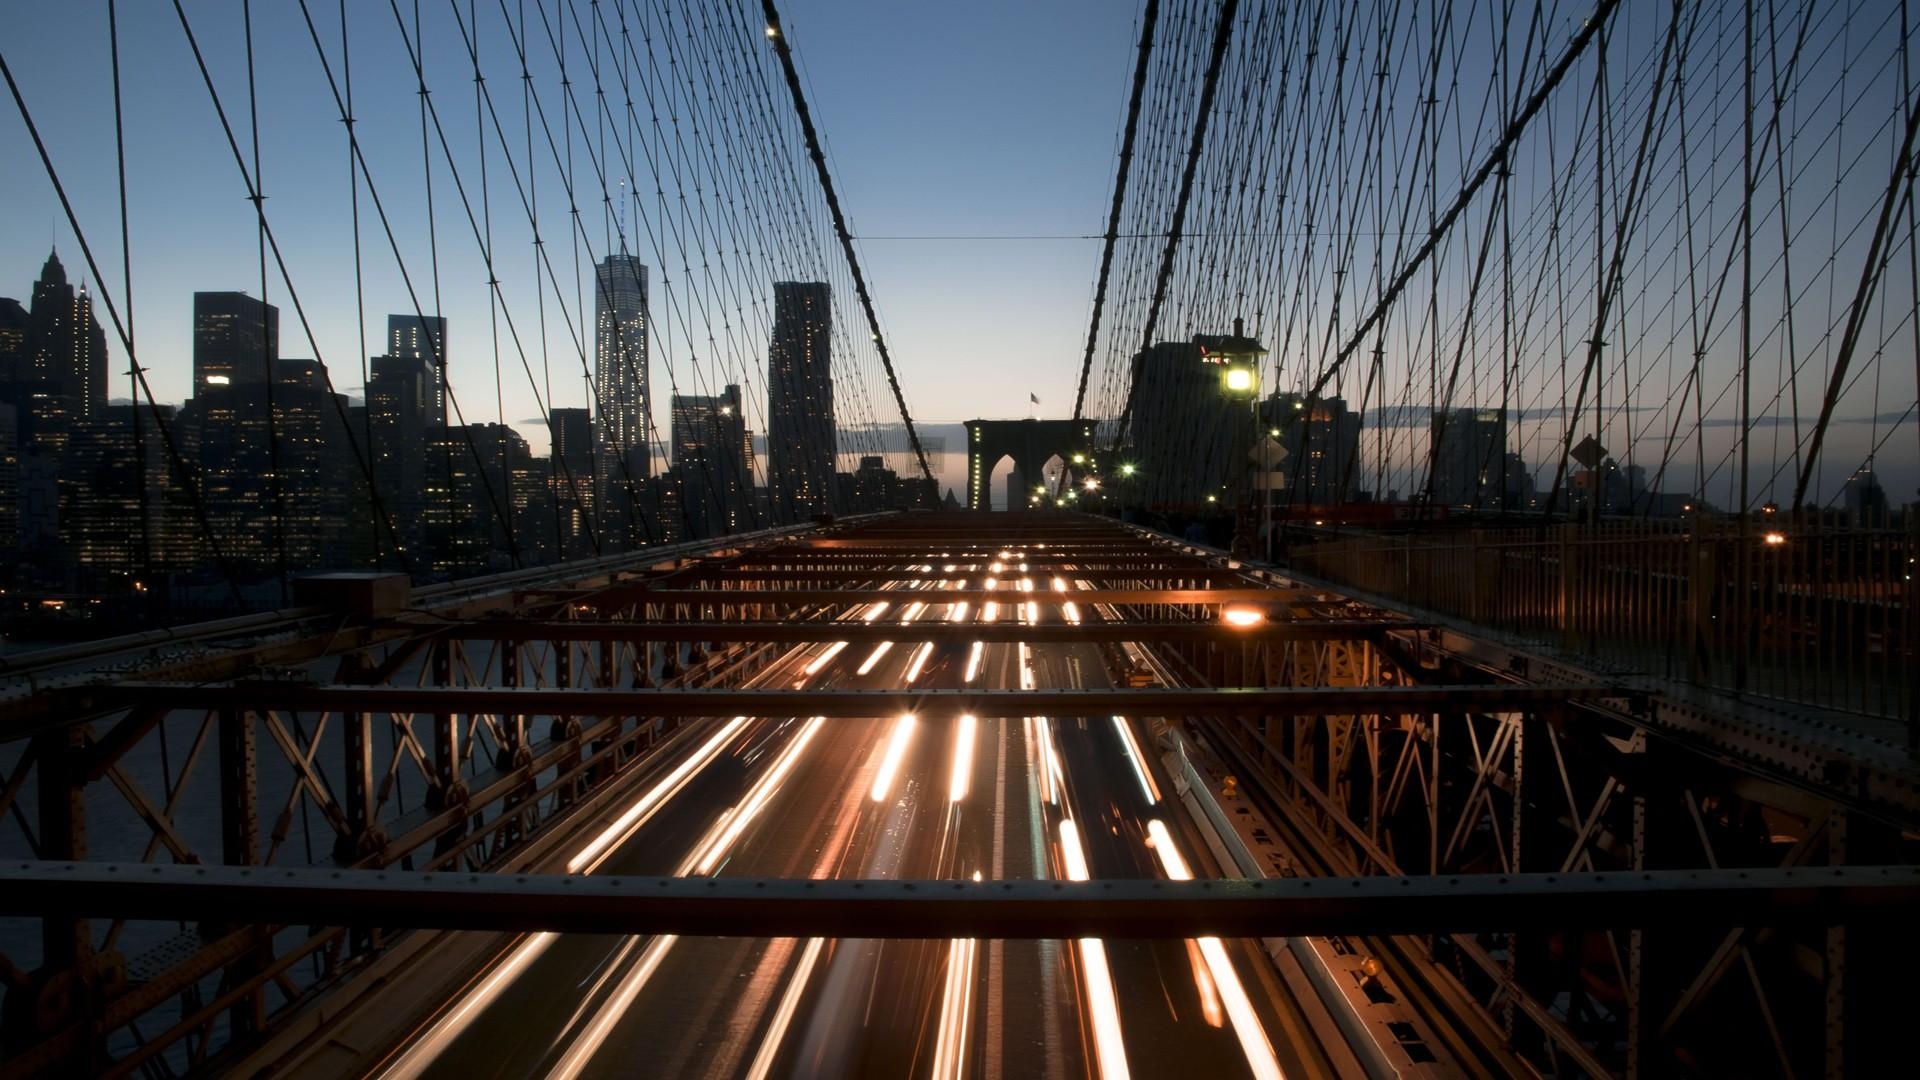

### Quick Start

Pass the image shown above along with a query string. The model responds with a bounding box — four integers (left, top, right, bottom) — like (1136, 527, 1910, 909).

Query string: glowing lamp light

(1222, 366, 1255, 394)
(1221, 605, 1265, 628)
(1763, 531, 1787, 546)
(1120, 464, 1135, 476)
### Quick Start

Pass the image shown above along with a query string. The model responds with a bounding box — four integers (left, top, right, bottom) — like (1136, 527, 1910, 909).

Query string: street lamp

(1221, 605, 1265, 628)
(1195, 317, 1268, 558)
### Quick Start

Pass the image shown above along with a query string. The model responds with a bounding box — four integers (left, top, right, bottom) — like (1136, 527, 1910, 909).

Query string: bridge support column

(429, 641, 468, 861)
(3, 727, 120, 1072)
(218, 707, 267, 1039)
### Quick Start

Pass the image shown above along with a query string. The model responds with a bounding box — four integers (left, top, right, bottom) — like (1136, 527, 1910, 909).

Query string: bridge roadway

(325, 561, 1346, 1078)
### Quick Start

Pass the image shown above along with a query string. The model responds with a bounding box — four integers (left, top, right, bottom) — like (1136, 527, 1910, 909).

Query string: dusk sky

(3, 2, 1914, 506)
(0, 2, 1136, 460)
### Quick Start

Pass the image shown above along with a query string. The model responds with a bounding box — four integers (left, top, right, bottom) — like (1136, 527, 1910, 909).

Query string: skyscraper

(1127, 339, 1234, 508)
(594, 255, 650, 512)
(386, 314, 447, 425)
(549, 406, 595, 556)
(672, 383, 750, 537)
(366, 353, 437, 554)
(1428, 407, 1507, 508)
(766, 281, 833, 523)
(1262, 392, 1362, 505)
(193, 291, 278, 394)
(17, 250, 108, 439)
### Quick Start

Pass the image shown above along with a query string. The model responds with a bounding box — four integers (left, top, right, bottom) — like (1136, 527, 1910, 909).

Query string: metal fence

(1287, 519, 1916, 730)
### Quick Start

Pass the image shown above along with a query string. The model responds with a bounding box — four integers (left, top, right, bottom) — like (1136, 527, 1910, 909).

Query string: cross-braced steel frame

(0, 511, 1913, 1078)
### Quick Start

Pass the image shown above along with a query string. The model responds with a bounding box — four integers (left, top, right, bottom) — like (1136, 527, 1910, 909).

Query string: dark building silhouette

(1126, 339, 1235, 508)
(766, 281, 833, 523)
(672, 383, 751, 537)
(1263, 393, 1362, 505)
(4, 251, 109, 453)
(843, 454, 936, 514)
(0, 403, 17, 551)
(193, 291, 278, 394)
(1843, 464, 1889, 522)
(424, 424, 533, 575)
(387, 314, 448, 425)
(184, 358, 352, 575)
(62, 404, 193, 581)
(366, 353, 437, 556)
(1428, 407, 1508, 508)
(548, 406, 596, 555)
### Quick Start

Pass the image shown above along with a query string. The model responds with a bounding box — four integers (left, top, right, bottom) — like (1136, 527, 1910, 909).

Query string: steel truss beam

(409, 619, 1416, 644)
(65, 683, 1604, 722)
(556, 587, 1313, 607)
(3, 862, 1909, 939)
(619, 567, 1269, 584)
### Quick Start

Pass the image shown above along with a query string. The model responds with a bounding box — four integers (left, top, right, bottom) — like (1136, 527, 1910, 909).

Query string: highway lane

(373, 553, 1344, 1079)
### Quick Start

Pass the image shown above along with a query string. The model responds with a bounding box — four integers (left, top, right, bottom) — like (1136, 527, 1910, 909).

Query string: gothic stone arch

(964, 419, 1095, 510)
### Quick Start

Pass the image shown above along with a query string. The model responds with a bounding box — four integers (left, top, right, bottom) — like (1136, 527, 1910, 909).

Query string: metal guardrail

(1288, 519, 1916, 730)
(7, 862, 1912, 937)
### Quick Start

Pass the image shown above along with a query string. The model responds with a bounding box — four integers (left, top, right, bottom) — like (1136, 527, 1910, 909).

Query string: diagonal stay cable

(759, 0, 934, 487)
(1107, 0, 1239, 455)
(1073, 0, 1162, 425)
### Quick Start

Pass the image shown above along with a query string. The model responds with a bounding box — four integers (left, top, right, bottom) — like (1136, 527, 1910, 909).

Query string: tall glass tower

(386, 313, 447, 426)
(594, 254, 650, 503)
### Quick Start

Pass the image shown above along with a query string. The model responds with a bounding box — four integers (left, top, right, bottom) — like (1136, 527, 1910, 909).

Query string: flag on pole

(1030, 393, 1040, 404)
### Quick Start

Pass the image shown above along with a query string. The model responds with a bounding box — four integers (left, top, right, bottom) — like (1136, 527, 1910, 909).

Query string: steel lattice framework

(0, 511, 1914, 1079)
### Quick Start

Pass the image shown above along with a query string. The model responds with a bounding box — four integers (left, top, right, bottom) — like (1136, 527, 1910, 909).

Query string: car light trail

(900, 601, 927, 624)
(983, 602, 999, 622)
(948, 600, 971, 623)
(803, 641, 850, 675)
(376, 932, 558, 1080)
(870, 713, 918, 802)
(743, 937, 827, 1080)
(1111, 716, 1162, 804)
(863, 602, 891, 622)
(566, 716, 752, 873)
(857, 641, 895, 675)
(1018, 642, 1035, 689)
(949, 714, 978, 802)
(1059, 820, 1131, 1080)
(964, 641, 985, 682)
(1034, 716, 1063, 805)
(1145, 819, 1285, 1080)
(904, 642, 936, 682)
(546, 933, 678, 1080)
(1063, 602, 1082, 624)
(689, 717, 826, 874)
(931, 936, 979, 1080)
(1185, 939, 1227, 1027)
